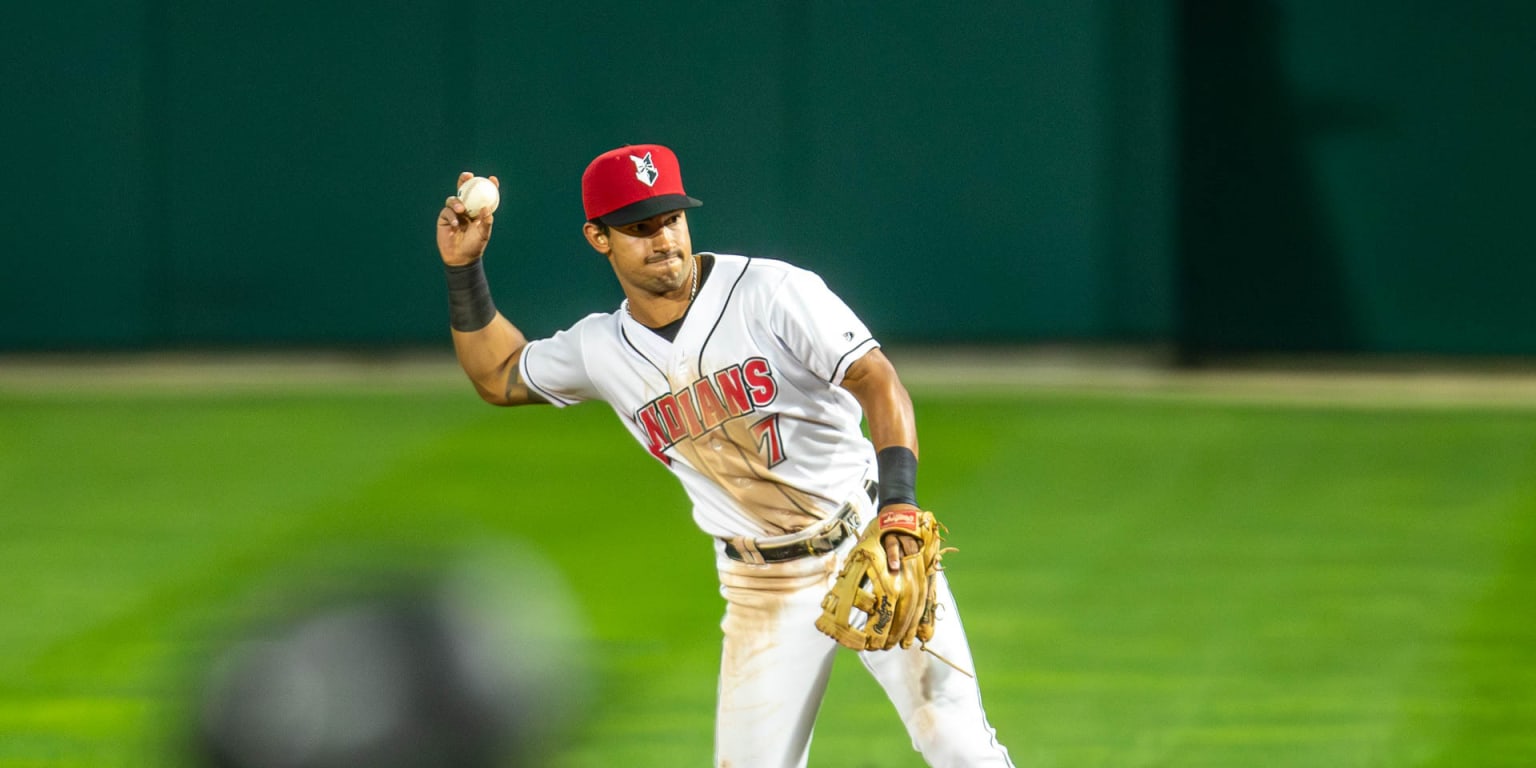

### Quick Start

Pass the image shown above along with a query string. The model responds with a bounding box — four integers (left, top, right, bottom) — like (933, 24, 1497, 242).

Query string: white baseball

(457, 176, 500, 218)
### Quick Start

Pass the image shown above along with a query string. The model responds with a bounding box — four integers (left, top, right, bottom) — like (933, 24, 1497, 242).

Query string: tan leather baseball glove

(816, 508, 947, 652)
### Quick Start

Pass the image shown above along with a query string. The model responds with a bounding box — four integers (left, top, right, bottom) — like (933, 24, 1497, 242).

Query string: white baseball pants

(712, 519, 1014, 767)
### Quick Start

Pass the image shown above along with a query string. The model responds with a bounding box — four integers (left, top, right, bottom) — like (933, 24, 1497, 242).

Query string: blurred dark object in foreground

(189, 545, 590, 768)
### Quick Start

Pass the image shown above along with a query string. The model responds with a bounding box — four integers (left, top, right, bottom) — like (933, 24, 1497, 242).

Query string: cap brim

(596, 194, 703, 226)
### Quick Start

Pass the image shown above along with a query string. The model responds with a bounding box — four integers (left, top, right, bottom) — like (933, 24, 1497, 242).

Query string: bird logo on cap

(630, 152, 659, 187)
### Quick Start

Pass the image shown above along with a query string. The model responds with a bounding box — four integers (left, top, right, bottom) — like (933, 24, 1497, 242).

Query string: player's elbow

(472, 380, 549, 408)
(471, 381, 515, 407)
(842, 350, 909, 405)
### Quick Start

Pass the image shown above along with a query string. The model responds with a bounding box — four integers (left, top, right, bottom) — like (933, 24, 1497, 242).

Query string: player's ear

(582, 222, 610, 254)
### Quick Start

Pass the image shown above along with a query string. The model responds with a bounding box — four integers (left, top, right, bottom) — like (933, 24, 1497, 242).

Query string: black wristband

(876, 446, 918, 508)
(445, 260, 498, 332)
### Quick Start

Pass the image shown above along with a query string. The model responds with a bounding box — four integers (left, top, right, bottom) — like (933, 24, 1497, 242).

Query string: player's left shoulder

(702, 252, 788, 293)
(720, 253, 828, 289)
(705, 254, 839, 311)
(736, 253, 808, 277)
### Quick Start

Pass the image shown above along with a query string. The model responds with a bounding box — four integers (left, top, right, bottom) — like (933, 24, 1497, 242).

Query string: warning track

(2, 347, 1535, 410)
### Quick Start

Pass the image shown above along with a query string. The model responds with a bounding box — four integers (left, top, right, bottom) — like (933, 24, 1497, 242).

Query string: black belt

(723, 480, 877, 564)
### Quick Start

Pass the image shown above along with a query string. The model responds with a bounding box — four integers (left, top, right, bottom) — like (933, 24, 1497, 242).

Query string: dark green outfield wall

(3, 2, 1531, 355)
(1178, 1, 1536, 357)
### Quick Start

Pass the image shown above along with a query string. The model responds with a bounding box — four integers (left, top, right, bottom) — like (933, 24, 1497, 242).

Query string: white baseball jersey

(519, 253, 880, 540)
(516, 252, 1015, 768)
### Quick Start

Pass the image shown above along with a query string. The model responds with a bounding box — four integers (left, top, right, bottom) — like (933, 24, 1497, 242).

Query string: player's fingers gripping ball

(816, 508, 948, 652)
(457, 175, 500, 218)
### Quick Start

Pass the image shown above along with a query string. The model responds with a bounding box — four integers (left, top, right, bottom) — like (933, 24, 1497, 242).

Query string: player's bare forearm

(842, 348, 924, 568)
(841, 349, 918, 457)
(436, 171, 545, 406)
(450, 316, 546, 406)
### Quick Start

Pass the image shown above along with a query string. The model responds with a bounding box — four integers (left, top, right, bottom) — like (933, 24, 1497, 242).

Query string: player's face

(587, 210, 695, 297)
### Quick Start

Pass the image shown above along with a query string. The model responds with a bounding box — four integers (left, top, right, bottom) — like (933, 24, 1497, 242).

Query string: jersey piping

(696, 256, 754, 375)
(520, 344, 575, 406)
(619, 324, 669, 381)
(831, 337, 879, 384)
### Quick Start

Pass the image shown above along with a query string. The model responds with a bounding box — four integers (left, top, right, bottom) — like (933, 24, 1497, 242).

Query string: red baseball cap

(581, 144, 703, 226)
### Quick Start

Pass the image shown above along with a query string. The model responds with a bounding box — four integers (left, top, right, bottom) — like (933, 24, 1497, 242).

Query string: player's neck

(627, 292, 691, 329)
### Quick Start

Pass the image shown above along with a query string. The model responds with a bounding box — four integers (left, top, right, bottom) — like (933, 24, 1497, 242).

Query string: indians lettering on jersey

(633, 356, 822, 534)
(634, 356, 778, 464)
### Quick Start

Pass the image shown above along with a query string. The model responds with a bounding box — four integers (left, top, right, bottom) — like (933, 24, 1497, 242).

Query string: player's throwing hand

(437, 171, 498, 267)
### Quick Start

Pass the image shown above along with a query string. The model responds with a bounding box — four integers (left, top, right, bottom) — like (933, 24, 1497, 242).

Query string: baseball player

(435, 144, 1013, 768)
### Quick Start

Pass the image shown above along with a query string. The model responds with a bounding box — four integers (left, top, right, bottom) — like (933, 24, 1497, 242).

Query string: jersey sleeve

(769, 269, 879, 385)
(518, 315, 605, 407)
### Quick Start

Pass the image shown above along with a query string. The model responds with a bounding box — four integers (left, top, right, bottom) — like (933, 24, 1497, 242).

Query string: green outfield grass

(1, 375, 1533, 766)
